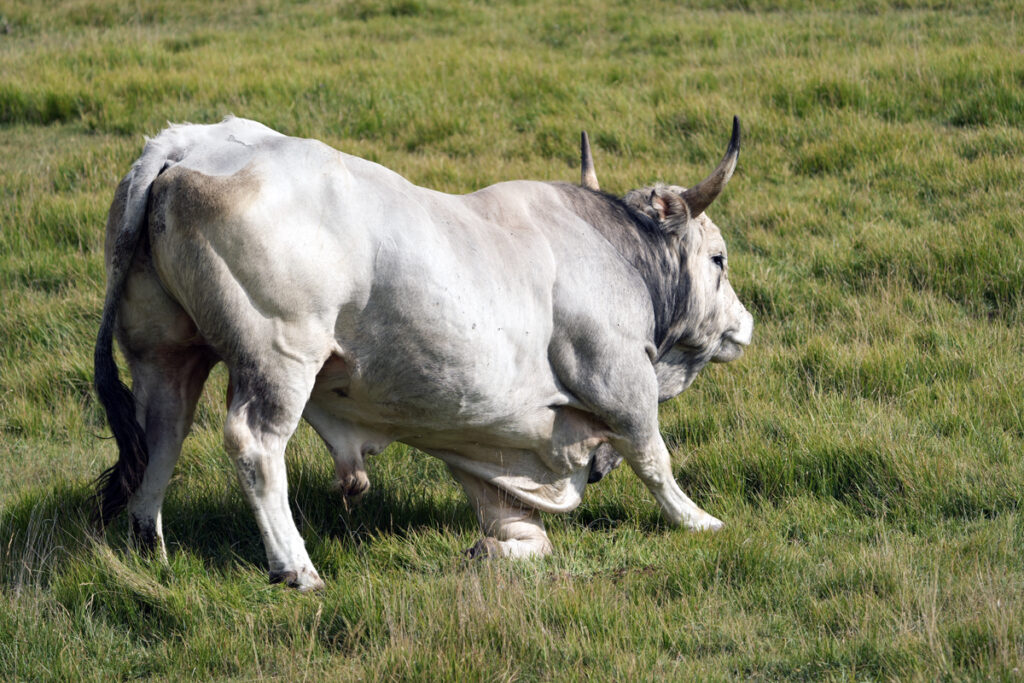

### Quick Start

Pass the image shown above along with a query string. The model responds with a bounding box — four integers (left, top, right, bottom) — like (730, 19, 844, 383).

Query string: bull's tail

(93, 135, 179, 527)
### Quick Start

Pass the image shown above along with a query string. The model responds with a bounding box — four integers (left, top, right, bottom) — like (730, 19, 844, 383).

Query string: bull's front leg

(615, 430, 724, 532)
(448, 467, 553, 559)
(593, 360, 720, 532)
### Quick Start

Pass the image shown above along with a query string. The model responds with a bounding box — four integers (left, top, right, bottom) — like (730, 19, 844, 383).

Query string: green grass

(2, 0, 1022, 679)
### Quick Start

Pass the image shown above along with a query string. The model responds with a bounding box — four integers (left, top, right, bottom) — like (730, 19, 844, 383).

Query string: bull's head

(582, 119, 752, 483)
(628, 117, 753, 396)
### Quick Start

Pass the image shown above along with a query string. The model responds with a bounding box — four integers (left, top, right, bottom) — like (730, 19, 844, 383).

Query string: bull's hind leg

(123, 351, 213, 558)
(114, 259, 215, 559)
(449, 468, 553, 559)
(223, 359, 325, 591)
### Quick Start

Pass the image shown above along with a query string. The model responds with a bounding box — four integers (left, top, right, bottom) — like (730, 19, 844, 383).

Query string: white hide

(99, 116, 751, 586)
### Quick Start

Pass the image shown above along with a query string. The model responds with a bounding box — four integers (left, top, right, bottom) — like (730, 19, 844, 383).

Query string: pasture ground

(1, 0, 1022, 679)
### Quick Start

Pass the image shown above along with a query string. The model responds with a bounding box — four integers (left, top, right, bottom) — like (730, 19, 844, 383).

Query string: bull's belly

(304, 367, 610, 513)
(307, 371, 563, 452)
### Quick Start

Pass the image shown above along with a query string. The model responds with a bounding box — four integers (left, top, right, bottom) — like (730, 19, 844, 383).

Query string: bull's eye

(712, 254, 725, 269)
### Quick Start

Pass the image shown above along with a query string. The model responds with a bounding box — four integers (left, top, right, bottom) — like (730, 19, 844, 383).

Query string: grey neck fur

(555, 183, 691, 358)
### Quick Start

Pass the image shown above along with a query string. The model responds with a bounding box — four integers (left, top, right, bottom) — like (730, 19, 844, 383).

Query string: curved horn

(580, 130, 600, 191)
(681, 116, 740, 217)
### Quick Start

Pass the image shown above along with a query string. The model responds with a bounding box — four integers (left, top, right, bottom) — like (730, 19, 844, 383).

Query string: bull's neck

(560, 185, 687, 357)
(605, 216, 687, 358)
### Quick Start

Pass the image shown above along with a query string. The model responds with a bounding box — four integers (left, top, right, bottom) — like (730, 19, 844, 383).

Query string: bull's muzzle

(713, 309, 753, 363)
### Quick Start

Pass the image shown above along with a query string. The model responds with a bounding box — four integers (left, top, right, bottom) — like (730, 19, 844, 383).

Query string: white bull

(94, 116, 752, 590)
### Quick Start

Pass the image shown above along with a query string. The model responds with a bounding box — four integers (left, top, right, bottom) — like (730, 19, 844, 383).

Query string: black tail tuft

(92, 332, 149, 528)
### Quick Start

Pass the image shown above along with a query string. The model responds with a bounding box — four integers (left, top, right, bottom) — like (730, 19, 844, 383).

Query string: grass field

(2, 0, 1022, 678)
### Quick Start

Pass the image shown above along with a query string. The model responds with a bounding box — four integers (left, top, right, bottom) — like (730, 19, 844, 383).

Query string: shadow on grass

(160, 457, 477, 570)
(566, 492, 665, 533)
(0, 450, 478, 589)
(9, 438, 1014, 591)
(0, 448, 682, 592)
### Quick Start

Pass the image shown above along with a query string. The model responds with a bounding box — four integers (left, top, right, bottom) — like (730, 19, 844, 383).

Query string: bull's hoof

(129, 514, 167, 560)
(334, 470, 370, 500)
(269, 568, 326, 592)
(465, 536, 504, 559)
(690, 514, 724, 532)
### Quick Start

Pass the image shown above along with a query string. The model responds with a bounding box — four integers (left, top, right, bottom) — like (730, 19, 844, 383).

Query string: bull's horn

(681, 116, 740, 217)
(581, 131, 600, 191)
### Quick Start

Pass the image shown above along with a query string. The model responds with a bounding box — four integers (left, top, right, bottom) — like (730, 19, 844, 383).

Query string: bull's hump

(461, 181, 581, 236)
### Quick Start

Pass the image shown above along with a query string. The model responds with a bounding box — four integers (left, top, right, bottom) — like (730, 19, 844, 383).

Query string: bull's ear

(650, 186, 690, 225)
